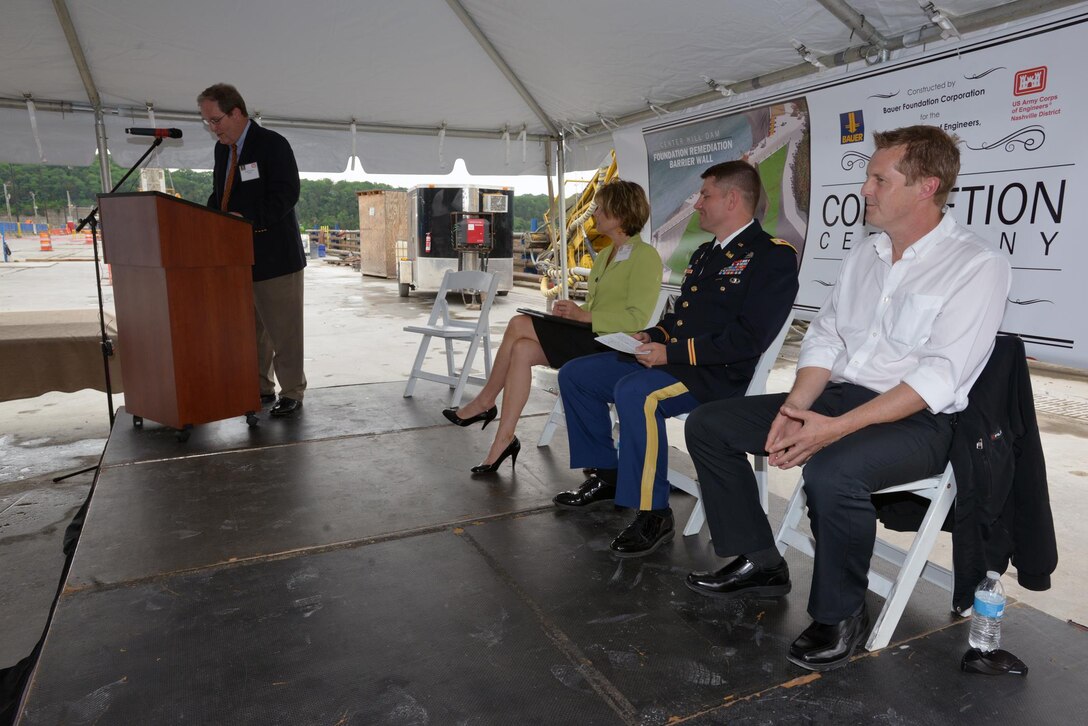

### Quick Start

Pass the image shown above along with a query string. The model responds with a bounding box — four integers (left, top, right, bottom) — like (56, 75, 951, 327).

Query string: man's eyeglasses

(202, 113, 228, 128)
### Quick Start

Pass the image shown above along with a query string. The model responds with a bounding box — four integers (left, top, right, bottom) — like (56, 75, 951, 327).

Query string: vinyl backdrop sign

(638, 15, 1086, 369)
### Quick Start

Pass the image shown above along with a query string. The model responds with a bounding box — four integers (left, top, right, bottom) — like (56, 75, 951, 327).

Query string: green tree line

(2, 161, 556, 232)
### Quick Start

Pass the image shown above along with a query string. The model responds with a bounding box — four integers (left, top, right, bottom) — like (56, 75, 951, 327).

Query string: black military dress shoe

(553, 472, 617, 509)
(685, 556, 791, 599)
(787, 605, 870, 671)
(610, 509, 674, 557)
(270, 397, 302, 418)
(260, 393, 277, 405)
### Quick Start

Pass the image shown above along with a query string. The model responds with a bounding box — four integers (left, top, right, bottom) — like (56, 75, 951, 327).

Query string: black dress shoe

(787, 605, 870, 671)
(442, 406, 498, 429)
(685, 556, 791, 599)
(610, 509, 675, 558)
(260, 393, 277, 405)
(270, 397, 302, 418)
(553, 472, 617, 509)
(470, 436, 520, 474)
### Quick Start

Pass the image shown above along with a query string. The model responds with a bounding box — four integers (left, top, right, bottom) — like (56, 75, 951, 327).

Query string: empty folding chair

(536, 288, 673, 447)
(403, 269, 498, 407)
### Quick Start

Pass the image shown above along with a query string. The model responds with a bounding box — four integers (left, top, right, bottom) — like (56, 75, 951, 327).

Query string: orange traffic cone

(39, 232, 53, 251)
(84, 232, 94, 246)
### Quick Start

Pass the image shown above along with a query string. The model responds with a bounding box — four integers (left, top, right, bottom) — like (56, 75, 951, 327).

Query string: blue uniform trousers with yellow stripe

(558, 352, 701, 511)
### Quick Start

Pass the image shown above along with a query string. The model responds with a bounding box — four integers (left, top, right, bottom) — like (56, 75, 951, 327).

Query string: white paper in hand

(595, 333, 648, 355)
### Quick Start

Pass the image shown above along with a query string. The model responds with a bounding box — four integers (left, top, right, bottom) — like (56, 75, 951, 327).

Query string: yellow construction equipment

(535, 150, 619, 299)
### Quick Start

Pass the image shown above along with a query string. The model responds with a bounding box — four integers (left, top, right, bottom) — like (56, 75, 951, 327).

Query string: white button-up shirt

(797, 214, 1011, 414)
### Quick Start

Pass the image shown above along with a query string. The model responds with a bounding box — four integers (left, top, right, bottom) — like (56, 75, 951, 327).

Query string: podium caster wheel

(133, 415, 143, 429)
(246, 412, 259, 427)
(176, 425, 192, 443)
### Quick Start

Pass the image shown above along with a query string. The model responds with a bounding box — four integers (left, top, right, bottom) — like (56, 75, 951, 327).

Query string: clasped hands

(765, 404, 845, 470)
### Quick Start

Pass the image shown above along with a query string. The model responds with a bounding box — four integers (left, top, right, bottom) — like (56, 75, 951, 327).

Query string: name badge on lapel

(240, 162, 260, 182)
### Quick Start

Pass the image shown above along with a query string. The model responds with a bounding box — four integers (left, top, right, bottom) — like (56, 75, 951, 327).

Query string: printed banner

(645, 100, 810, 285)
(641, 16, 1086, 368)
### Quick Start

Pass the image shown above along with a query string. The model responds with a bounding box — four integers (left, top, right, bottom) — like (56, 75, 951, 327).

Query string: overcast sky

(300, 157, 595, 197)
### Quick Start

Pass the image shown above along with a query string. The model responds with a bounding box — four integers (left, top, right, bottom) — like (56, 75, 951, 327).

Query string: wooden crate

(357, 190, 408, 279)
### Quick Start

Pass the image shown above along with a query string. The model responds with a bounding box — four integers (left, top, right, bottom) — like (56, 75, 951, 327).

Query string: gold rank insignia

(771, 238, 797, 253)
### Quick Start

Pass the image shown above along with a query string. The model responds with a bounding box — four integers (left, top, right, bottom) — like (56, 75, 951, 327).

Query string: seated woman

(443, 180, 662, 474)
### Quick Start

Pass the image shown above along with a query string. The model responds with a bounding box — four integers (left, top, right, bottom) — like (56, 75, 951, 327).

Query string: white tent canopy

(2, 0, 1079, 175)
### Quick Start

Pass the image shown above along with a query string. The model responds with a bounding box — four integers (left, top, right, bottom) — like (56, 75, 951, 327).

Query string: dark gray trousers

(685, 382, 953, 622)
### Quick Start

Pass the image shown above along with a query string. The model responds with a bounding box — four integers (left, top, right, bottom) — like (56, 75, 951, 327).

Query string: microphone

(125, 127, 183, 139)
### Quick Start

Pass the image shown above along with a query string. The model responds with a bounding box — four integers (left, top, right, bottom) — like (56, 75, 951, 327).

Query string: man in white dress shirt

(682, 125, 1011, 671)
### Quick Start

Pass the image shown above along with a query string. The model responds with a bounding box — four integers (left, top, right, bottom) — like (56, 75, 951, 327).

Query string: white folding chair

(535, 300, 793, 538)
(535, 387, 570, 448)
(403, 269, 498, 408)
(536, 288, 672, 448)
(668, 315, 792, 535)
(774, 462, 956, 651)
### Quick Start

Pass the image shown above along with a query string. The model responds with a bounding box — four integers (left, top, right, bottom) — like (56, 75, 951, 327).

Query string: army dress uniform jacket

(206, 121, 307, 283)
(643, 220, 799, 402)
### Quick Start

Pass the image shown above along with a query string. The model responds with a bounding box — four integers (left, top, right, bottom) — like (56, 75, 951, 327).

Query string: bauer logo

(1014, 66, 1047, 96)
(839, 110, 864, 144)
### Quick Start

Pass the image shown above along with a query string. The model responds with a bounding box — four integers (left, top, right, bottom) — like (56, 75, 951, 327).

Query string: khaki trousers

(253, 269, 307, 400)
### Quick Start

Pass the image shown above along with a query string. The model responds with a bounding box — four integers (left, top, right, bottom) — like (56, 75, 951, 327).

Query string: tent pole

(94, 106, 112, 191)
(556, 136, 568, 301)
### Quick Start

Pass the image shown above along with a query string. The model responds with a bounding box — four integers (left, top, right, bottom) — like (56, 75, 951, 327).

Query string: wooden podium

(100, 192, 260, 433)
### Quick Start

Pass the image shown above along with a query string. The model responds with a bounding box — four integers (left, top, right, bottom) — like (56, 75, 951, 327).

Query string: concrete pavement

(2, 235, 1086, 671)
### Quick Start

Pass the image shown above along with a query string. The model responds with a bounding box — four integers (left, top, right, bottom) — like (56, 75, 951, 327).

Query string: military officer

(554, 160, 799, 557)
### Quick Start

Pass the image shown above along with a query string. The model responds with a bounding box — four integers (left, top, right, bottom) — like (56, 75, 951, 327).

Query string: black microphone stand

(53, 137, 164, 483)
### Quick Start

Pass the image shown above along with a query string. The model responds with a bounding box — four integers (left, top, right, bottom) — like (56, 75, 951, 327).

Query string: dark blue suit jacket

(207, 121, 306, 282)
(643, 220, 799, 401)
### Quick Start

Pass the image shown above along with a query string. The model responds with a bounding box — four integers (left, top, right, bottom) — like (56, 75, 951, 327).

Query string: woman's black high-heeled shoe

(442, 405, 498, 429)
(471, 436, 521, 474)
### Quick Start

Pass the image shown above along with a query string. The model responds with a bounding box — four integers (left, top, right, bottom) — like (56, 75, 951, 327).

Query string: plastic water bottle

(968, 570, 1006, 651)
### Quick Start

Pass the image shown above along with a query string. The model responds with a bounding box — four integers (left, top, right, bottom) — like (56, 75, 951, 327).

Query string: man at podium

(198, 83, 308, 417)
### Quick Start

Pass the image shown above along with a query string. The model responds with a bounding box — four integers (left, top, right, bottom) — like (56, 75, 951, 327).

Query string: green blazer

(582, 235, 663, 334)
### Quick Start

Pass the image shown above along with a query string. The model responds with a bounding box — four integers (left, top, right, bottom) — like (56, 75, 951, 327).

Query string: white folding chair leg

(667, 315, 791, 537)
(537, 396, 565, 447)
(449, 336, 483, 407)
(668, 459, 769, 539)
(775, 466, 957, 652)
(774, 477, 814, 557)
(403, 333, 434, 398)
(444, 338, 457, 381)
(667, 469, 704, 536)
(753, 454, 770, 513)
(865, 475, 956, 650)
(482, 333, 493, 378)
